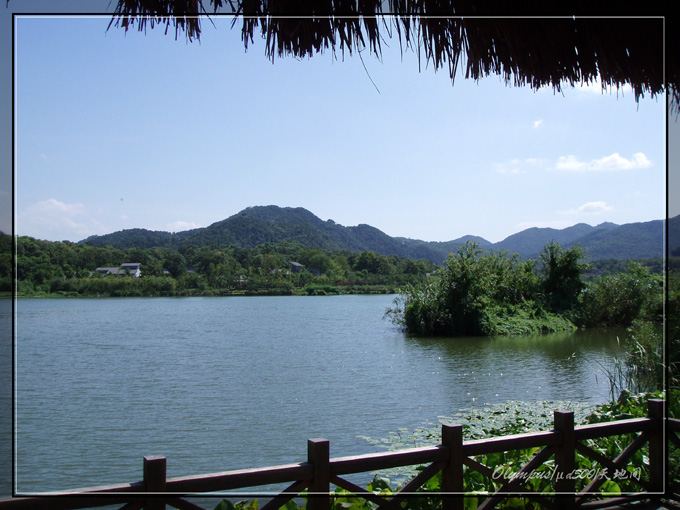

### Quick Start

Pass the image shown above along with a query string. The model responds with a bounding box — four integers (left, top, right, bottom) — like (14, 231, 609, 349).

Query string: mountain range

(80, 205, 677, 264)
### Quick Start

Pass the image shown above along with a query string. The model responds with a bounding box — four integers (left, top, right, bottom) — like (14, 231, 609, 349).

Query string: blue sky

(10, 13, 671, 244)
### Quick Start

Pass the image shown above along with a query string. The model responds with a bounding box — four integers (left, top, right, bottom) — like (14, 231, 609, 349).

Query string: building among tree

(94, 262, 142, 277)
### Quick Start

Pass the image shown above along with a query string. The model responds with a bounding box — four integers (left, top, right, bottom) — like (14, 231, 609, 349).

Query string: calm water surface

(13, 295, 625, 493)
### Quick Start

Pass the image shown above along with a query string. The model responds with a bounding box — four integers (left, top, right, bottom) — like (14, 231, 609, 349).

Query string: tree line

(2, 234, 438, 297)
(1, 234, 671, 321)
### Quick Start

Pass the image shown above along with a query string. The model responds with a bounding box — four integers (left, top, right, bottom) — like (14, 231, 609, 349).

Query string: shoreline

(8, 285, 400, 299)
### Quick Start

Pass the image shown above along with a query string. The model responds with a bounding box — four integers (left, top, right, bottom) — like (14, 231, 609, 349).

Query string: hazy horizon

(14, 203, 667, 246)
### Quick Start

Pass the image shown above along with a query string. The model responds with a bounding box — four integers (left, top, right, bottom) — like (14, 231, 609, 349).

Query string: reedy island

(386, 241, 662, 337)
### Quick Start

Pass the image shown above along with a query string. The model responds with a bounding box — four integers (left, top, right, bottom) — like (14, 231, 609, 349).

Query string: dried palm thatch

(109, 1, 677, 109)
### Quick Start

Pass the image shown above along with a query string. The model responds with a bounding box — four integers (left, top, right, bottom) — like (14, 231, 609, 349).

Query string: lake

(12, 295, 626, 495)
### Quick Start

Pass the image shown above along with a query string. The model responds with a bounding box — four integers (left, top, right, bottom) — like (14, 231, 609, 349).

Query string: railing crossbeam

(574, 442, 652, 492)
(576, 432, 650, 504)
(476, 445, 555, 510)
(165, 497, 209, 510)
(389, 460, 445, 507)
(118, 502, 144, 510)
(463, 457, 562, 510)
(669, 431, 680, 449)
(574, 419, 653, 441)
(330, 446, 445, 475)
(463, 457, 503, 484)
(464, 431, 559, 457)
(328, 475, 402, 510)
(397, 460, 445, 495)
(166, 463, 312, 493)
(260, 479, 311, 510)
(574, 442, 618, 472)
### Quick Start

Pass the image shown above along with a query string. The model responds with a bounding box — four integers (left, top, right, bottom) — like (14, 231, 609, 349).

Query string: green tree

(539, 241, 588, 315)
(354, 251, 393, 275)
(163, 250, 187, 278)
(579, 262, 663, 327)
(307, 252, 333, 275)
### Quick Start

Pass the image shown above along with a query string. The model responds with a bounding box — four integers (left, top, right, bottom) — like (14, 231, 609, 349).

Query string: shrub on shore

(578, 262, 663, 327)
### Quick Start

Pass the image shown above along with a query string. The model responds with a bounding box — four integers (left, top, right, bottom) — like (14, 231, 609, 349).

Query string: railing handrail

(463, 429, 560, 456)
(330, 445, 446, 476)
(669, 416, 680, 431)
(167, 462, 313, 494)
(0, 400, 673, 510)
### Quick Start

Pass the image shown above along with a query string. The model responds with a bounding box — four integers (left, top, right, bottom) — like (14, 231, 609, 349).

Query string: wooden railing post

(441, 423, 464, 510)
(307, 438, 330, 510)
(554, 411, 576, 509)
(647, 399, 665, 493)
(143, 455, 167, 510)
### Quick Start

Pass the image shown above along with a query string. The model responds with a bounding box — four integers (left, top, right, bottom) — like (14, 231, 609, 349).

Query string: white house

(120, 263, 142, 277)
(94, 263, 142, 278)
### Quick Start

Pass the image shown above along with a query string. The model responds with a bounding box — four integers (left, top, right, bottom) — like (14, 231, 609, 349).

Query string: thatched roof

(109, 1, 677, 109)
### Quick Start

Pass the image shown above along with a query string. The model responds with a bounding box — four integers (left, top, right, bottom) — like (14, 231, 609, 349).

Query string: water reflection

(405, 327, 627, 406)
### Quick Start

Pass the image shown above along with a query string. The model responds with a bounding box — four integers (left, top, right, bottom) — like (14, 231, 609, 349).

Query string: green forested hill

(565, 219, 664, 260)
(492, 223, 609, 258)
(670, 216, 680, 257)
(81, 228, 179, 248)
(79, 205, 676, 263)
(81, 206, 450, 262)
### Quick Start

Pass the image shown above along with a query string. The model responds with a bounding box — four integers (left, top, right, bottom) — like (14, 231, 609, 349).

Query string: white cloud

(165, 220, 202, 232)
(495, 164, 523, 175)
(517, 201, 615, 232)
(554, 152, 651, 172)
(18, 198, 107, 241)
(25, 198, 86, 217)
(578, 201, 613, 214)
(494, 157, 547, 174)
(559, 201, 614, 215)
(533, 120, 543, 128)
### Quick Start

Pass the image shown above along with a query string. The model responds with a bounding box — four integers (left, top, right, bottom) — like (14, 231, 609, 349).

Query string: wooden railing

(1, 399, 677, 510)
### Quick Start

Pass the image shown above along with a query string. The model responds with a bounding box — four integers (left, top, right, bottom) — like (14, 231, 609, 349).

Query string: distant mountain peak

(77, 205, 670, 263)
(595, 221, 619, 230)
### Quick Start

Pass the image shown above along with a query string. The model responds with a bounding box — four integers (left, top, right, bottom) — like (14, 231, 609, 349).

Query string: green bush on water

(385, 242, 582, 337)
(386, 242, 665, 338)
